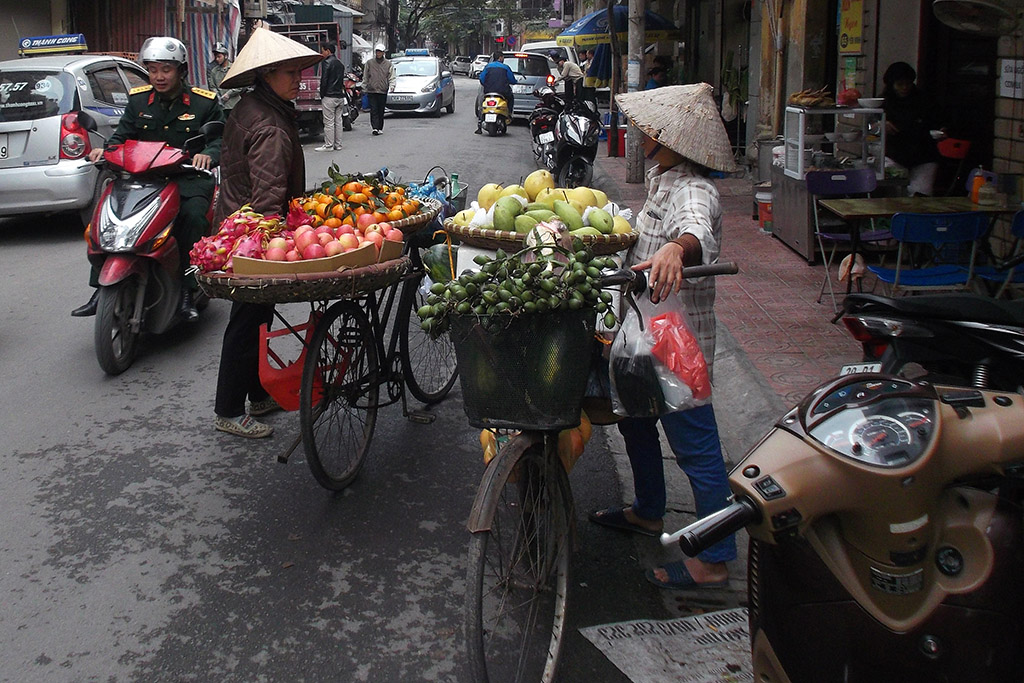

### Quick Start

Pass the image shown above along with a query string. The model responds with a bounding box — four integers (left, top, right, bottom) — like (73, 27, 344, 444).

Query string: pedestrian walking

(363, 43, 394, 136)
(207, 42, 244, 115)
(316, 42, 346, 151)
(588, 84, 741, 590)
(211, 27, 324, 438)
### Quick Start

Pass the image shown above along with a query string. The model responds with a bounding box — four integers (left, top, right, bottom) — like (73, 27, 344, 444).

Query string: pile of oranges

(294, 180, 422, 231)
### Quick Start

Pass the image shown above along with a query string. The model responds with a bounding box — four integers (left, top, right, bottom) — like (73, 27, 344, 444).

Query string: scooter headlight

(97, 196, 163, 252)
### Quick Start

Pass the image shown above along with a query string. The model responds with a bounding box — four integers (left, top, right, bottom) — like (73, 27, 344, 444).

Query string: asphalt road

(0, 76, 670, 682)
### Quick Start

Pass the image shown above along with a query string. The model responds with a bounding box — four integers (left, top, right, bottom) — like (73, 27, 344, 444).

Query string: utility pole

(625, 0, 645, 183)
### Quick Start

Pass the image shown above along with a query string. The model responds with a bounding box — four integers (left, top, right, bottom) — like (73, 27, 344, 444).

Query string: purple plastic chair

(806, 168, 892, 311)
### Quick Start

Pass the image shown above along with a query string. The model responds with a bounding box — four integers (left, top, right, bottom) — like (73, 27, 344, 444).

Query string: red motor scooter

(78, 111, 223, 375)
(670, 373, 1024, 682)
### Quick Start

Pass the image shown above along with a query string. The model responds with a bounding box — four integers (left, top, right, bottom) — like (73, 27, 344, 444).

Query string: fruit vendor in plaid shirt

(589, 84, 742, 591)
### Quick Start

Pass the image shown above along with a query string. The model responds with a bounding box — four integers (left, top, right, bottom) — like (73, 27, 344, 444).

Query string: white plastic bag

(608, 295, 710, 417)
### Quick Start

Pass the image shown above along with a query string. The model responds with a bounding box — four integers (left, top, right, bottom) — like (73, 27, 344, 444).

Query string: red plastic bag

(648, 311, 711, 400)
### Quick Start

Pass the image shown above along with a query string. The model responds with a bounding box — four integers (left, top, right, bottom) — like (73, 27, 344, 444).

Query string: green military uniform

(93, 82, 225, 288)
(207, 60, 244, 112)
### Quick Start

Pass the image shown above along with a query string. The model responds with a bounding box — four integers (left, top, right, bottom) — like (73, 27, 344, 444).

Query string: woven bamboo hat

(615, 83, 738, 173)
(220, 27, 324, 89)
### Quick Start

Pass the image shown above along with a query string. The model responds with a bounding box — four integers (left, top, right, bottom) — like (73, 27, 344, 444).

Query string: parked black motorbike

(529, 87, 601, 188)
(342, 69, 362, 131)
(840, 292, 1024, 391)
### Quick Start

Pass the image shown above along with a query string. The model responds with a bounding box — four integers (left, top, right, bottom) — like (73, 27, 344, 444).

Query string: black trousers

(215, 301, 275, 418)
(368, 92, 386, 130)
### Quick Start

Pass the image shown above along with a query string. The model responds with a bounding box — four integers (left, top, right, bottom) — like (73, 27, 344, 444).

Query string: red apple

(295, 230, 317, 252)
(338, 233, 360, 250)
(384, 229, 404, 242)
(285, 249, 302, 262)
(266, 246, 288, 261)
(315, 225, 332, 235)
(303, 243, 327, 260)
(294, 224, 314, 237)
(337, 225, 355, 236)
(364, 231, 384, 249)
(318, 231, 334, 246)
(356, 212, 378, 230)
(324, 239, 345, 256)
(268, 236, 288, 251)
(377, 221, 393, 232)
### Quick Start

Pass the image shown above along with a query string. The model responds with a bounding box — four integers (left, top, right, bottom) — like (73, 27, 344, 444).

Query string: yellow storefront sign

(839, 0, 863, 55)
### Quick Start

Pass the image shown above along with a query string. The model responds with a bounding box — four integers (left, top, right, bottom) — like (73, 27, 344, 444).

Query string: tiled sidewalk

(594, 155, 863, 404)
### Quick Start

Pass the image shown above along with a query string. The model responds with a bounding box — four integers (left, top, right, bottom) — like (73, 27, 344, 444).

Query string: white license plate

(840, 363, 882, 376)
(0, 133, 6, 160)
(538, 131, 555, 144)
(512, 84, 531, 94)
(484, 113, 498, 122)
(390, 95, 412, 102)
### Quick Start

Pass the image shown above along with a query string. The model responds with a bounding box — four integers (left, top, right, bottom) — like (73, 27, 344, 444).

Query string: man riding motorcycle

(72, 36, 224, 321)
(474, 51, 516, 135)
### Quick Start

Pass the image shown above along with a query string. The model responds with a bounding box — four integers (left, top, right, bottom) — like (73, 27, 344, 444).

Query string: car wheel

(446, 96, 455, 114)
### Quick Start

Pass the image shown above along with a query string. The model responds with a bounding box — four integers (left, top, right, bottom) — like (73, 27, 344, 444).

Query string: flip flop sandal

(588, 506, 662, 537)
(215, 415, 273, 439)
(645, 561, 730, 591)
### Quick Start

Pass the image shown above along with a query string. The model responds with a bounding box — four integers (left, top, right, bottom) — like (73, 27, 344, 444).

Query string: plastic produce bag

(608, 295, 710, 417)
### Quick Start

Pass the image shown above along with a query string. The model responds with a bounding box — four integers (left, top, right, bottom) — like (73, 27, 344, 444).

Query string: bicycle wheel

(300, 300, 379, 491)
(399, 274, 458, 404)
(465, 433, 573, 682)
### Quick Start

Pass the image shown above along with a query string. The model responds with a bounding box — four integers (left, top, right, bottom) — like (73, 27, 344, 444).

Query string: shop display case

(782, 106, 886, 180)
(771, 105, 891, 262)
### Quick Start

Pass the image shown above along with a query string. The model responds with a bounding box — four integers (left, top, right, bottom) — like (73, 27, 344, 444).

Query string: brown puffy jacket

(215, 79, 305, 225)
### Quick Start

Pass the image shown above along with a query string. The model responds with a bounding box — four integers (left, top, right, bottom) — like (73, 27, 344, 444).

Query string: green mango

(570, 226, 603, 237)
(525, 202, 550, 213)
(514, 215, 540, 234)
(495, 196, 524, 218)
(493, 205, 516, 233)
(587, 208, 614, 234)
(552, 199, 583, 231)
(525, 209, 556, 222)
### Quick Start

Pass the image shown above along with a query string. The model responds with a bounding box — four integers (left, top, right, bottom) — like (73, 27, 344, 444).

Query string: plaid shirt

(627, 161, 722, 379)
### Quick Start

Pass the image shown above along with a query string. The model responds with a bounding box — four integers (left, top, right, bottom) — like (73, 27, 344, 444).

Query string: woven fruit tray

(198, 256, 412, 304)
(443, 220, 638, 255)
(393, 197, 443, 234)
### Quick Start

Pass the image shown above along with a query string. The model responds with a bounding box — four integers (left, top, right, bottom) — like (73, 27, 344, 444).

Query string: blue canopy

(556, 6, 679, 47)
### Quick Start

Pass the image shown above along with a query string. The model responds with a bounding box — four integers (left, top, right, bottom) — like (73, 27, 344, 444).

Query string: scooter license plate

(840, 362, 882, 376)
(538, 131, 555, 144)
(484, 113, 498, 122)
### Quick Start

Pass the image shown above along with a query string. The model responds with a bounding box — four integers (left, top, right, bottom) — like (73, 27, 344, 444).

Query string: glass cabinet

(783, 106, 886, 180)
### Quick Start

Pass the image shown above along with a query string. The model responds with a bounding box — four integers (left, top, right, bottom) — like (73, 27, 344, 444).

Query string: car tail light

(60, 113, 90, 159)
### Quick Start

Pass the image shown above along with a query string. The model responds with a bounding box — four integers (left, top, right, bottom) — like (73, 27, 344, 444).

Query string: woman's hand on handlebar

(634, 236, 699, 304)
(191, 153, 213, 172)
(87, 148, 104, 163)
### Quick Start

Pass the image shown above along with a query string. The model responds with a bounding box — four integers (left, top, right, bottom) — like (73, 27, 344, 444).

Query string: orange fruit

(315, 202, 331, 219)
(342, 214, 355, 226)
(302, 200, 317, 214)
(387, 208, 405, 222)
(324, 217, 342, 229)
(331, 203, 347, 219)
(342, 181, 362, 195)
(348, 192, 367, 205)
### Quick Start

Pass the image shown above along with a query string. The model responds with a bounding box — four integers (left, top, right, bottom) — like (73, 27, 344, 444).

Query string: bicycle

(461, 261, 739, 682)
(294, 226, 460, 489)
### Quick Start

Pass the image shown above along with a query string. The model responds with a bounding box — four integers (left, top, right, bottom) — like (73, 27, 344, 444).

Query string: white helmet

(374, 43, 386, 53)
(139, 36, 188, 67)
(212, 41, 229, 56)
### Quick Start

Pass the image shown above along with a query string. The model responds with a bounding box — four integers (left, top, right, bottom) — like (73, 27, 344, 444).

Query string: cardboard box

(232, 238, 404, 276)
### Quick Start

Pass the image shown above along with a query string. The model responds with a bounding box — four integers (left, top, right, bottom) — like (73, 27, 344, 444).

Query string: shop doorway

(921, 12, 997, 188)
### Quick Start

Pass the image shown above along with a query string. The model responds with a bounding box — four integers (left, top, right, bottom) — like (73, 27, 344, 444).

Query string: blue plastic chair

(973, 210, 1024, 298)
(806, 168, 892, 311)
(866, 212, 989, 295)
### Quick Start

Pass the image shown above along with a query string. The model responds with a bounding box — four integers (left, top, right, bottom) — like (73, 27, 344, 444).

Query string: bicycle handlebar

(661, 497, 760, 557)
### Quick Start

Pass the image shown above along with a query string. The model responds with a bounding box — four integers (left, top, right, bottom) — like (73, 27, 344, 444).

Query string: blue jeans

(617, 403, 737, 565)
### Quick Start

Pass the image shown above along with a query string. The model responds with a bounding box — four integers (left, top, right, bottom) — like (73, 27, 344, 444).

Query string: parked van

(520, 41, 579, 66)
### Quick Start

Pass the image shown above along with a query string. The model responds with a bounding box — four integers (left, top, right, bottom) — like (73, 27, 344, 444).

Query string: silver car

(386, 54, 456, 116)
(0, 54, 148, 223)
(469, 55, 490, 79)
(451, 55, 473, 77)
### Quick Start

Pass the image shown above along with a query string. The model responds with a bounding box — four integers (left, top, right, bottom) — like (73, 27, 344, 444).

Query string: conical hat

(220, 27, 324, 89)
(615, 83, 738, 173)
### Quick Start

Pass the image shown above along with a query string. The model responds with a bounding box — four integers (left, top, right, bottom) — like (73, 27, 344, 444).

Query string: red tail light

(60, 112, 90, 160)
(841, 316, 890, 360)
(546, 74, 555, 86)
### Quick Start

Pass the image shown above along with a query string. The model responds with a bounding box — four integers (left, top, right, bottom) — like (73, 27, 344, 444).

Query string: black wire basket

(450, 308, 597, 431)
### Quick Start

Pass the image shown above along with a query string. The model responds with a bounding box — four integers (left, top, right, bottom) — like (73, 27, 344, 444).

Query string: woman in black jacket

(882, 62, 942, 196)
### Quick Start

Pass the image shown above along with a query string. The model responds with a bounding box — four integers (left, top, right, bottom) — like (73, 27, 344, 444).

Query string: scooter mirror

(77, 110, 99, 133)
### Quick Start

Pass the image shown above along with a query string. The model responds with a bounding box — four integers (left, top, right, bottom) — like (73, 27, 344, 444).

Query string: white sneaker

(371, 129, 380, 136)
(314, 145, 334, 151)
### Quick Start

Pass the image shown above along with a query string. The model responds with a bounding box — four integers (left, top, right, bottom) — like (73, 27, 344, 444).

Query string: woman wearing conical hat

(589, 84, 739, 590)
(211, 27, 324, 438)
